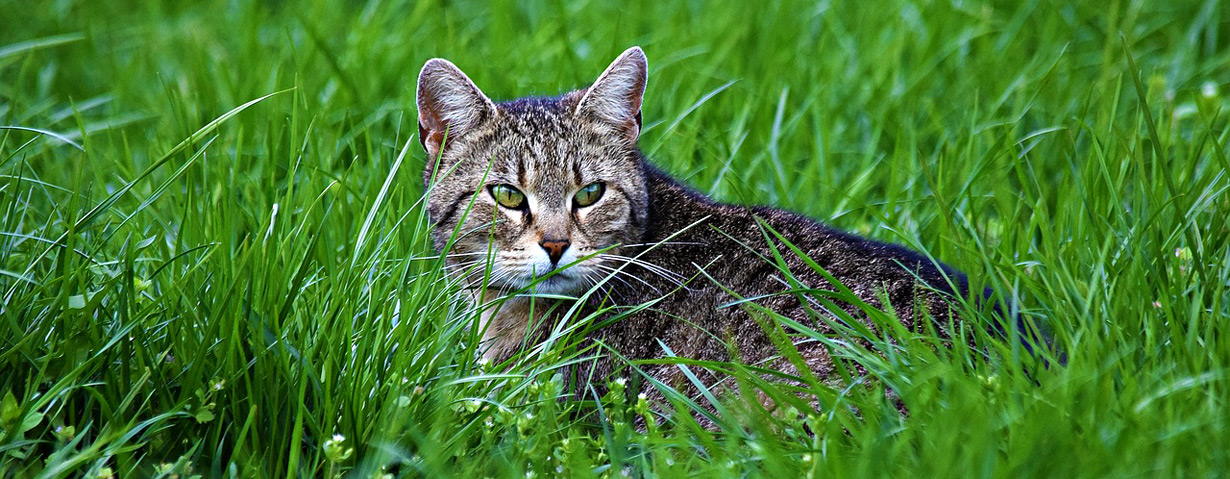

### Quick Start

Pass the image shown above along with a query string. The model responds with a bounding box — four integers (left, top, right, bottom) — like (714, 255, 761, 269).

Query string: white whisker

(595, 253, 689, 287)
(591, 263, 666, 295)
(619, 241, 703, 248)
(588, 265, 637, 294)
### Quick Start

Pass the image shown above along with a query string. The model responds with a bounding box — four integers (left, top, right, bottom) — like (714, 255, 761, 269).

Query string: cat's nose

(539, 239, 570, 265)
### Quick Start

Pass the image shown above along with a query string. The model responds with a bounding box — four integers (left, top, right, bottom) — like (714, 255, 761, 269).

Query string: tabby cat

(416, 47, 1003, 404)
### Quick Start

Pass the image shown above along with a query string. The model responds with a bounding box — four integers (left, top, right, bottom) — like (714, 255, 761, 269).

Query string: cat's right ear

(416, 58, 496, 159)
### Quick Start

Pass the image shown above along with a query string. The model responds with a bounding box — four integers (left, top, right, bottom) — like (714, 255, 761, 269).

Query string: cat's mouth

(520, 269, 584, 295)
(459, 253, 599, 296)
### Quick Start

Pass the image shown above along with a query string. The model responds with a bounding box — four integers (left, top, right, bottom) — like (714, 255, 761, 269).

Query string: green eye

(573, 182, 605, 207)
(489, 184, 526, 209)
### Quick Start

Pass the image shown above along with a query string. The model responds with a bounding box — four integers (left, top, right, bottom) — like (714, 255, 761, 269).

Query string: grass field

(3, 0, 1229, 477)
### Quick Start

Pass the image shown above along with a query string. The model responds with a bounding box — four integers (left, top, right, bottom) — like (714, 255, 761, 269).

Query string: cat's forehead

(483, 97, 610, 167)
(494, 97, 578, 135)
(454, 95, 632, 191)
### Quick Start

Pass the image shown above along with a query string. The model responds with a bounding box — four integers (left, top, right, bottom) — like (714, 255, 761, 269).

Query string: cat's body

(541, 165, 980, 403)
(417, 47, 989, 403)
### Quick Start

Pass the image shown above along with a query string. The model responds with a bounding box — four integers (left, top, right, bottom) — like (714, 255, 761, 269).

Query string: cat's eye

(573, 182, 605, 208)
(489, 184, 526, 209)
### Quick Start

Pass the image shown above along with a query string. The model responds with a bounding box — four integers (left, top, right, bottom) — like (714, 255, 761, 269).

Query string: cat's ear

(417, 58, 497, 158)
(575, 46, 647, 141)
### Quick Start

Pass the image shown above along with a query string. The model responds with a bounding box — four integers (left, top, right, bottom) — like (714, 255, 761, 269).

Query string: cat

(416, 46, 1015, 409)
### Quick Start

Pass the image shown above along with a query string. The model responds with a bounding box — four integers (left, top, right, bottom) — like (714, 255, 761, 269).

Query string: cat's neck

(640, 164, 731, 245)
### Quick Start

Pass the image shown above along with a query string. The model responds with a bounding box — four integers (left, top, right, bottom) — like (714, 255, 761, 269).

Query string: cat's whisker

(435, 267, 477, 289)
(440, 262, 481, 280)
(618, 241, 703, 248)
(588, 271, 645, 300)
(481, 264, 515, 286)
(444, 257, 490, 268)
(586, 265, 637, 294)
(444, 262, 493, 284)
(584, 271, 624, 303)
(594, 274, 636, 303)
(594, 253, 689, 287)
(445, 251, 498, 259)
(597, 253, 687, 279)
(591, 263, 665, 296)
(464, 267, 516, 294)
(408, 251, 495, 262)
(595, 262, 681, 294)
(446, 257, 503, 285)
(483, 270, 512, 290)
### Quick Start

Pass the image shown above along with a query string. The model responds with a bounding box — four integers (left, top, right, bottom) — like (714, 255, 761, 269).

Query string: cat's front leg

(473, 291, 535, 364)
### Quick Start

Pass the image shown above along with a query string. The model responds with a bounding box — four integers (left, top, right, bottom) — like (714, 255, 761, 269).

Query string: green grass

(2, 0, 1229, 477)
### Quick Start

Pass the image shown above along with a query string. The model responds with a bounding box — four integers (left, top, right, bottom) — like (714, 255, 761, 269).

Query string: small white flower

(323, 433, 353, 462)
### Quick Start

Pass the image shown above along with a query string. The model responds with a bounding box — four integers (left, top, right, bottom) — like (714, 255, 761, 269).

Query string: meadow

(2, 0, 1228, 477)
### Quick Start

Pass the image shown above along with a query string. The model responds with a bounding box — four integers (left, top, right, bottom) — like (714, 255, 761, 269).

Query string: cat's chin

(515, 273, 587, 296)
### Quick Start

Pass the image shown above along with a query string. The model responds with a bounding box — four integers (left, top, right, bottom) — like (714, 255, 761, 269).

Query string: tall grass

(2, 0, 1228, 477)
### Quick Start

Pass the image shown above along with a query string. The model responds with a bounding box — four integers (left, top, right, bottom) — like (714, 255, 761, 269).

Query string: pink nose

(539, 239, 570, 265)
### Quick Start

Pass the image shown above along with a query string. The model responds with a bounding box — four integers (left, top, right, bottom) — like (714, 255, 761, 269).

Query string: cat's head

(416, 47, 650, 294)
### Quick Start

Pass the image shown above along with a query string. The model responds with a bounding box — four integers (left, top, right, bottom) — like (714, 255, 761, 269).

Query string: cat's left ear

(575, 46, 648, 141)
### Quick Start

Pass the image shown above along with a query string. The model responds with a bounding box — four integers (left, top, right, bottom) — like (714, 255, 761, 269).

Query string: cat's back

(581, 166, 973, 396)
(633, 165, 970, 332)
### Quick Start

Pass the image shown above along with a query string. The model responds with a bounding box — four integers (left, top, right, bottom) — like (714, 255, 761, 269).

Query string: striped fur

(417, 47, 994, 408)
